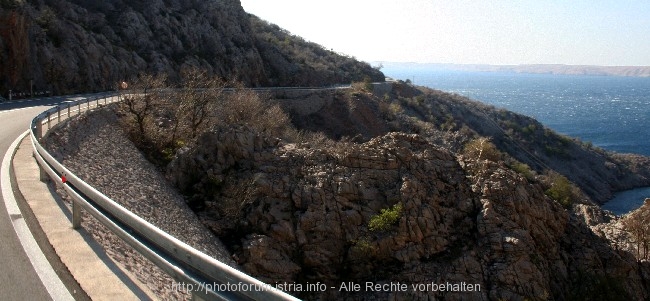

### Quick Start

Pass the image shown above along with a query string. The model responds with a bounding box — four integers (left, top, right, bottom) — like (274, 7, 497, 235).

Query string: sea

(382, 65, 650, 215)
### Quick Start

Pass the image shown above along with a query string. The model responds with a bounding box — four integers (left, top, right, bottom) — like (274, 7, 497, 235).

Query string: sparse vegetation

(509, 161, 535, 180)
(119, 73, 167, 141)
(249, 15, 384, 87)
(622, 200, 650, 260)
(350, 236, 376, 256)
(368, 203, 403, 232)
(462, 137, 501, 162)
(544, 172, 578, 208)
(117, 69, 293, 164)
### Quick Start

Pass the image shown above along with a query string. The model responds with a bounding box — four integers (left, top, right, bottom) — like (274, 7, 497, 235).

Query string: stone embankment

(43, 107, 235, 300)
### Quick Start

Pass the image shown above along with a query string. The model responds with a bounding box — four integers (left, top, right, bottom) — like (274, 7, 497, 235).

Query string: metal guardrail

(30, 94, 300, 301)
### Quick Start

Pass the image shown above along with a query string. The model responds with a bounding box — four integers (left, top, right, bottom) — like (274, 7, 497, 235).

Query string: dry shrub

(622, 200, 650, 260)
(462, 137, 501, 162)
(217, 84, 291, 138)
(118, 73, 168, 143)
(173, 68, 228, 140)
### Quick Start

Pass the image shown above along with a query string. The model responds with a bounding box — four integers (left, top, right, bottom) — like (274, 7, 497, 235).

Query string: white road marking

(1, 131, 74, 301)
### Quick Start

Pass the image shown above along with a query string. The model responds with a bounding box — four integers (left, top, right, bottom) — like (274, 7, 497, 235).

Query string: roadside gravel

(43, 105, 236, 300)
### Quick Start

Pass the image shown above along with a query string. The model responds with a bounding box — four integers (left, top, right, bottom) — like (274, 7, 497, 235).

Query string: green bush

(351, 237, 375, 256)
(545, 173, 574, 208)
(510, 161, 534, 180)
(368, 203, 403, 232)
(522, 124, 537, 136)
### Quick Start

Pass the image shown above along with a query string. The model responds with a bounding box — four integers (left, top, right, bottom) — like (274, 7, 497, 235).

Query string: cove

(601, 186, 650, 215)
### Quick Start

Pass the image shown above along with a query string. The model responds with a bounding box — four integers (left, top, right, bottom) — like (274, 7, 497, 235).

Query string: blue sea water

(382, 66, 650, 214)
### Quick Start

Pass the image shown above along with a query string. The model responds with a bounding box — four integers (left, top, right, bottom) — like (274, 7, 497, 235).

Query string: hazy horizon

(377, 61, 650, 67)
(241, 1, 650, 67)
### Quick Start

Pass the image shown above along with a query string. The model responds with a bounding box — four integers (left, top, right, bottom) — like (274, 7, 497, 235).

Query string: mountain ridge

(0, 0, 383, 95)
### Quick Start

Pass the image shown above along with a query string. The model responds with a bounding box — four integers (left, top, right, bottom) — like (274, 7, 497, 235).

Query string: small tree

(173, 68, 227, 141)
(544, 172, 576, 208)
(119, 73, 168, 140)
(622, 200, 650, 260)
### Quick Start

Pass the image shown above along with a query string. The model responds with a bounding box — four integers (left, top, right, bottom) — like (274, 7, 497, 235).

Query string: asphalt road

(0, 94, 108, 300)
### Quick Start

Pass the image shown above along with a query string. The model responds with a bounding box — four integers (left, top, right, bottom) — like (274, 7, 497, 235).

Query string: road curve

(0, 94, 111, 300)
(0, 86, 354, 300)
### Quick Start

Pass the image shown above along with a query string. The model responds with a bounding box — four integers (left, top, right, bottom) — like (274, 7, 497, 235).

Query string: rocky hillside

(127, 81, 650, 299)
(0, 0, 383, 95)
(269, 82, 650, 205)
(166, 125, 650, 300)
(43, 80, 650, 300)
(383, 84, 650, 204)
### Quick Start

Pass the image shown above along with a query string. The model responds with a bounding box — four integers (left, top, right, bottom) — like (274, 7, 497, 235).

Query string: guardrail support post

(68, 104, 71, 118)
(72, 200, 82, 229)
(46, 112, 51, 131)
(57, 107, 61, 124)
(38, 162, 48, 182)
(35, 120, 43, 141)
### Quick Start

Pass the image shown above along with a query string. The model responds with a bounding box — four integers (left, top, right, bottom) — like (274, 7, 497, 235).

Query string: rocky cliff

(0, 0, 383, 95)
(158, 83, 650, 300)
(165, 124, 650, 300)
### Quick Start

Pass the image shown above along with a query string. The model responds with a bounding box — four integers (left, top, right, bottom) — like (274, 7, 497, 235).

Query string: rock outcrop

(167, 124, 650, 300)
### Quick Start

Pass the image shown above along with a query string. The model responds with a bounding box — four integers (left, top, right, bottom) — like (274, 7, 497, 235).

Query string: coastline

(378, 62, 650, 78)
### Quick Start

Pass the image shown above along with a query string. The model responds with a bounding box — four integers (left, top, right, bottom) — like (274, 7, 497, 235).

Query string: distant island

(380, 62, 650, 77)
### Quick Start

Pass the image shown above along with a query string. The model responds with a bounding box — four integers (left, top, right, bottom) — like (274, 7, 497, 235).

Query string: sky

(240, 0, 650, 66)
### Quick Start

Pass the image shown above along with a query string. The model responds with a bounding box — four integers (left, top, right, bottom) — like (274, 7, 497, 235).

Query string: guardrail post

(57, 107, 61, 124)
(67, 103, 71, 118)
(35, 119, 43, 140)
(38, 166, 48, 182)
(77, 102, 81, 116)
(37, 152, 48, 181)
(35, 120, 48, 181)
(47, 112, 51, 131)
(72, 200, 82, 229)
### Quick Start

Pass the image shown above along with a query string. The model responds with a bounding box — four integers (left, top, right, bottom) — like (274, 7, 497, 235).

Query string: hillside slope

(42, 81, 650, 300)
(270, 83, 650, 204)
(382, 84, 650, 204)
(0, 0, 383, 95)
(163, 83, 650, 300)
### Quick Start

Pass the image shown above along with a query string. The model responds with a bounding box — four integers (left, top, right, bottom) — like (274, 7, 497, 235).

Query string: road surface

(0, 94, 109, 300)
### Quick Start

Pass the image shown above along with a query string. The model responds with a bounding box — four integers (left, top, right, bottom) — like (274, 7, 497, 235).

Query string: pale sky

(240, 0, 650, 66)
